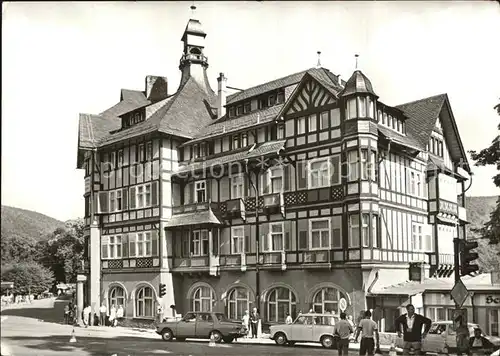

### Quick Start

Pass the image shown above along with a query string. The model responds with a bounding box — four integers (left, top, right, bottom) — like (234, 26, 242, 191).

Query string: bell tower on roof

(178, 5, 213, 94)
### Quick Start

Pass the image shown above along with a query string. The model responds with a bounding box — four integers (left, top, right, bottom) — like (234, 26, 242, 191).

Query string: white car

(396, 321, 500, 355)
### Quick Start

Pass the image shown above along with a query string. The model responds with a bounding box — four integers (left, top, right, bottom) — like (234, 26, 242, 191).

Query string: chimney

(217, 73, 227, 119)
(145, 75, 168, 103)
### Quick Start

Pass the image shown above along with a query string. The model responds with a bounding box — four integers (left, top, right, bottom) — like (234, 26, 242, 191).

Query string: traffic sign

(339, 298, 347, 312)
(450, 279, 469, 308)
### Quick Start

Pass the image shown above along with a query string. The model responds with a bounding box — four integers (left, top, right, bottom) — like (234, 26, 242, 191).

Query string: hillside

(1, 205, 65, 264)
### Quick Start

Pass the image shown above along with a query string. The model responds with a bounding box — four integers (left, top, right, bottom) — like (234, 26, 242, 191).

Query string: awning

(165, 209, 223, 228)
(378, 125, 422, 152)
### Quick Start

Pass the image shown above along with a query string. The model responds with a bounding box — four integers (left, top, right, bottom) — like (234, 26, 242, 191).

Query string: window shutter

(122, 234, 129, 258)
(260, 223, 269, 252)
(190, 233, 194, 256)
(98, 192, 109, 213)
(152, 181, 159, 206)
(212, 229, 219, 256)
(152, 230, 159, 256)
(284, 232, 290, 251)
(101, 236, 109, 259)
(129, 187, 136, 209)
(330, 156, 340, 185)
(122, 188, 129, 210)
(187, 182, 194, 204)
(261, 171, 270, 195)
(129, 234, 136, 257)
(298, 231, 308, 250)
(283, 165, 290, 192)
(297, 161, 307, 189)
(244, 225, 251, 253)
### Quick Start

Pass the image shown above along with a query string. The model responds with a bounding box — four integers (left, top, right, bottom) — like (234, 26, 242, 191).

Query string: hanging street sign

(450, 279, 469, 308)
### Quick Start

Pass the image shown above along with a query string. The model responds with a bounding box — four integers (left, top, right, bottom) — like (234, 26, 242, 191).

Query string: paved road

(1, 298, 359, 356)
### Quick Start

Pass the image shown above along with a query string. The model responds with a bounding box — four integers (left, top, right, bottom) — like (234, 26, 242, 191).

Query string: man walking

(250, 307, 260, 339)
(395, 304, 431, 356)
(335, 312, 354, 356)
(354, 311, 380, 356)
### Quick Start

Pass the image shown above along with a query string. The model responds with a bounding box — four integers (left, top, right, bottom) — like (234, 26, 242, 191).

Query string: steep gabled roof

(78, 114, 121, 149)
(226, 67, 343, 105)
(120, 89, 147, 102)
(395, 94, 446, 149)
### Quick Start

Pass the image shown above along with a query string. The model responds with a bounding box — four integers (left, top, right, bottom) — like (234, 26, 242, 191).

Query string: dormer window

(146, 142, 153, 160)
(387, 115, 393, 128)
(377, 110, 382, 123)
(237, 106, 244, 115)
(233, 135, 240, 149)
(277, 124, 285, 139)
(244, 102, 251, 114)
(193, 144, 199, 159)
(242, 133, 248, 147)
(392, 117, 396, 130)
(228, 107, 235, 118)
(138, 143, 145, 162)
(200, 143, 207, 157)
(382, 112, 387, 125)
(277, 91, 285, 104)
(117, 150, 124, 168)
(268, 95, 276, 107)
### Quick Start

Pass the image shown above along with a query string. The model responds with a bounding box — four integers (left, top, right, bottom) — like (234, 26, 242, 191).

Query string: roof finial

(190, 1, 196, 17)
(355, 54, 359, 70)
(317, 51, 322, 68)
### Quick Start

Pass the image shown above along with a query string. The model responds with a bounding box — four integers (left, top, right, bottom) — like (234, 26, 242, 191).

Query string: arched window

(267, 287, 296, 323)
(312, 287, 347, 314)
(109, 286, 125, 312)
(135, 286, 155, 318)
(192, 286, 215, 312)
(227, 287, 250, 320)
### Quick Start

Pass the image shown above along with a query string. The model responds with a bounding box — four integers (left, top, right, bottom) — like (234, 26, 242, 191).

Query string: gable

(286, 77, 336, 115)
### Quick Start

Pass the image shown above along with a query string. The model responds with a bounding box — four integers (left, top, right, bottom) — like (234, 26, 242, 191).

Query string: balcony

(179, 53, 208, 65)
(224, 198, 246, 220)
(299, 250, 332, 269)
(172, 201, 220, 215)
(261, 251, 286, 270)
(282, 186, 344, 207)
(438, 200, 458, 216)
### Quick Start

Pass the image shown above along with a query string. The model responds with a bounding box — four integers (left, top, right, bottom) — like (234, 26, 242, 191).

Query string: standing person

(394, 304, 431, 356)
(454, 314, 470, 356)
(285, 312, 293, 325)
(116, 305, 124, 324)
(64, 304, 70, 324)
(99, 303, 107, 326)
(109, 304, 117, 327)
(469, 328, 495, 355)
(83, 305, 91, 327)
(250, 307, 260, 339)
(242, 310, 250, 337)
(335, 312, 354, 356)
(354, 310, 380, 356)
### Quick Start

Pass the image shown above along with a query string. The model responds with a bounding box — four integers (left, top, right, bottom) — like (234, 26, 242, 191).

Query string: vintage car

(396, 321, 500, 354)
(269, 312, 340, 348)
(156, 311, 247, 343)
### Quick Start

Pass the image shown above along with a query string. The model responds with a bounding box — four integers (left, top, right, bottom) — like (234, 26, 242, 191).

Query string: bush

(1, 262, 54, 294)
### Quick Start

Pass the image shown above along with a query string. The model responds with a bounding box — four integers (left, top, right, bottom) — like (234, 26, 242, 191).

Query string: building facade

(76, 17, 472, 326)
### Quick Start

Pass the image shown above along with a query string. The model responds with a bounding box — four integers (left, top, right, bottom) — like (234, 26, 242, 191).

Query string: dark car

(156, 311, 247, 343)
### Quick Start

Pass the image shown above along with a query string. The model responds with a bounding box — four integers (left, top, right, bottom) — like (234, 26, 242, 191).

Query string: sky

(2, 1, 499, 222)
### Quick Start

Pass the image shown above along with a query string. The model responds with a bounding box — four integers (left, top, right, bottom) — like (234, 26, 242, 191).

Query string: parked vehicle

(156, 311, 247, 343)
(396, 321, 500, 354)
(269, 312, 339, 348)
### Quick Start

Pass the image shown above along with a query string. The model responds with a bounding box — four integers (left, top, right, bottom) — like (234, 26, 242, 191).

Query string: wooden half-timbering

(286, 78, 336, 115)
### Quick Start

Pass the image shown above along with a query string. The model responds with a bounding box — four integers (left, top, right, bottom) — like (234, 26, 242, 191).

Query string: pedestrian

(83, 305, 91, 327)
(354, 310, 380, 356)
(116, 305, 124, 324)
(242, 310, 250, 337)
(250, 307, 260, 339)
(469, 328, 495, 355)
(285, 312, 293, 325)
(335, 312, 354, 356)
(99, 303, 107, 326)
(394, 304, 431, 356)
(454, 314, 470, 356)
(64, 304, 70, 324)
(109, 304, 117, 327)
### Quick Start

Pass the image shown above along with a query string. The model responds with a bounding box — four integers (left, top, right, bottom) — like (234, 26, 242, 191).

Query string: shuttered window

(129, 182, 159, 209)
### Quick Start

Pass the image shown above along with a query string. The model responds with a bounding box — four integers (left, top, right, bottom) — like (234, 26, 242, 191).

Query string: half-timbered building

(76, 16, 472, 327)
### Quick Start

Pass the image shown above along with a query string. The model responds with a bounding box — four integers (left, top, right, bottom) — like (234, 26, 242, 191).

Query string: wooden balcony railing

(172, 201, 220, 215)
(439, 200, 458, 216)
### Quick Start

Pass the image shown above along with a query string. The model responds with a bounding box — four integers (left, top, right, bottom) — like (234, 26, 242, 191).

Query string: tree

(1, 262, 54, 295)
(469, 99, 500, 245)
(38, 219, 86, 284)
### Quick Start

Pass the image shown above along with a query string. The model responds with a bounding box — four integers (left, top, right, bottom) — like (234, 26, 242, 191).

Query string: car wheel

(161, 328, 174, 342)
(321, 335, 334, 349)
(209, 330, 223, 343)
(274, 332, 288, 346)
(176, 337, 186, 342)
(223, 336, 234, 343)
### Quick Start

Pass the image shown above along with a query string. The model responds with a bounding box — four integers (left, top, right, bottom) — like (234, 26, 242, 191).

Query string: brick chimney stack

(145, 75, 168, 103)
(217, 73, 227, 119)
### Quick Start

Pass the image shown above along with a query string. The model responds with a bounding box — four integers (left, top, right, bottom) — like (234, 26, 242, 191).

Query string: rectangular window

(269, 168, 283, 193)
(358, 97, 367, 118)
(309, 158, 330, 189)
(146, 142, 153, 160)
(117, 150, 124, 168)
(244, 102, 251, 113)
(268, 95, 276, 106)
(132, 182, 156, 209)
(231, 227, 245, 254)
(277, 91, 285, 104)
(107, 235, 122, 259)
(320, 111, 329, 130)
(231, 174, 245, 199)
(297, 117, 306, 134)
(228, 107, 235, 118)
(137, 186, 145, 208)
(332, 216, 342, 248)
(412, 223, 423, 251)
(277, 124, 285, 139)
(138, 144, 145, 162)
(109, 189, 123, 212)
(145, 184, 151, 206)
(134, 232, 152, 257)
(330, 108, 341, 127)
(242, 133, 248, 147)
(233, 135, 240, 149)
(362, 214, 370, 247)
(409, 171, 416, 195)
(348, 151, 359, 181)
(109, 191, 116, 212)
(195, 181, 206, 203)
(237, 106, 244, 115)
(347, 98, 357, 120)
(310, 219, 330, 249)
(110, 152, 116, 170)
(439, 141, 444, 157)
(308, 114, 317, 131)
(372, 215, 378, 248)
(361, 150, 369, 180)
(192, 230, 209, 256)
(416, 173, 422, 197)
(370, 151, 376, 181)
(489, 309, 499, 337)
(349, 215, 360, 247)
(269, 222, 284, 251)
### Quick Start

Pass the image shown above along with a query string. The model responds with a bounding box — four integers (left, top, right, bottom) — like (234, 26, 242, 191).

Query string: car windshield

(214, 313, 230, 322)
